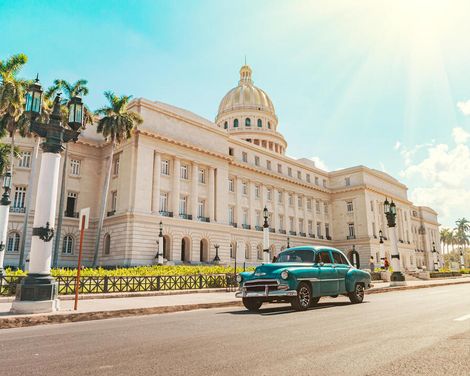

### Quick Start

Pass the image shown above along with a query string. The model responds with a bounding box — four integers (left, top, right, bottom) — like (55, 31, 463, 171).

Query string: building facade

(4, 65, 441, 270)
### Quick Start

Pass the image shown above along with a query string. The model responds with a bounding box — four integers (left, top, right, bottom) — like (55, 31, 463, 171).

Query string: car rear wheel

(348, 283, 365, 304)
(291, 282, 312, 311)
(242, 298, 262, 311)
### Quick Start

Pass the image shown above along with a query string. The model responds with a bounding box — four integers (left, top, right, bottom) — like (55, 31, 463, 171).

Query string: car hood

(253, 263, 314, 276)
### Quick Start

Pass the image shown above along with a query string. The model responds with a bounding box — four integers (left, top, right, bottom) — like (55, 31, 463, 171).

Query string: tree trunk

(92, 142, 115, 267)
(52, 144, 68, 268)
(18, 136, 40, 270)
(9, 131, 15, 174)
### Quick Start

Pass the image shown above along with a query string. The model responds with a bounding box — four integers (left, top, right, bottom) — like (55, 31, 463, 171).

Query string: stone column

(236, 177, 242, 226)
(191, 162, 198, 219)
(284, 190, 289, 232)
(172, 157, 180, 216)
(273, 188, 279, 231)
(293, 193, 299, 234)
(249, 181, 255, 227)
(208, 167, 215, 222)
(151, 152, 161, 213)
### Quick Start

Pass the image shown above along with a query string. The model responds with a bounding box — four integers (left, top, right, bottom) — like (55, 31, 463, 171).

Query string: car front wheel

(291, 282, 312, 311)
(348, 283, 365, 304)
(242, 298, 262, 312)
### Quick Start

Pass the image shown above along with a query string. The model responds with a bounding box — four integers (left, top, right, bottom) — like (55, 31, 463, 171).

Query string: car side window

(339, 253, 350, 265)
(315, 251, 332, 264)
(332, 252, 342, 264)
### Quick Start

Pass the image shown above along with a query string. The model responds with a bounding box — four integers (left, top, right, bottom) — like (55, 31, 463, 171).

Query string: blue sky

(2, 0, 470, 227)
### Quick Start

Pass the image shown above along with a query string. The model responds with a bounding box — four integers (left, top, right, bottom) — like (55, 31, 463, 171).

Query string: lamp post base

(390, 271, 407, 287)
(10, 273, 60, 314)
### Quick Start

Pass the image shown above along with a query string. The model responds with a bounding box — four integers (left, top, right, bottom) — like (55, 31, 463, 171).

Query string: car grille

(244, 279, 279, 292)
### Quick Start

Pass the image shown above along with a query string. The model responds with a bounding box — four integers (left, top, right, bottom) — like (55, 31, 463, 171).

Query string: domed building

(3, 64, 441, 273)
(216, 65, 287, 155)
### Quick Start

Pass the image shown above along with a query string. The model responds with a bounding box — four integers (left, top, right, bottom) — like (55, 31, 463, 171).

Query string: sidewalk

(1, 276, 469, 329)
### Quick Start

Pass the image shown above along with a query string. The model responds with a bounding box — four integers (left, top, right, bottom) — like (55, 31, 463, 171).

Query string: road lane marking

(454, 314, 470, 321)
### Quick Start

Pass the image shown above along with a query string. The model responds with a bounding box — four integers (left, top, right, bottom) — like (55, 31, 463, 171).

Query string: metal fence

(0, 274, 238, 297)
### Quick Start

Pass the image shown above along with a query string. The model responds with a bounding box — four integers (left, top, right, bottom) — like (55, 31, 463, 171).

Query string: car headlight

(236, 274, 243, 283)
(281, 270, 289, 280)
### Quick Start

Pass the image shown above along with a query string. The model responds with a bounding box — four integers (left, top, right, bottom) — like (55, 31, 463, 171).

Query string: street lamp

(156, 221, 164, 265)
(379, 229, 385, 270)
(287, 236, 290, 248)
(213, 244, 220, 264)
(432, 242, 439, 271)
(383, 198, 406, 286)
(262, 206, 270, 263)
(11, 78, 84, 314)
(0, 171, 12, 277)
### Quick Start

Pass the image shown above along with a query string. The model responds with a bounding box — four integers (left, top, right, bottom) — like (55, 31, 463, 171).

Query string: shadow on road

(223, 300, 369, 316)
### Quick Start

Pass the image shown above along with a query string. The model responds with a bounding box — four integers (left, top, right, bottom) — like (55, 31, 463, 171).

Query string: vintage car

(235, 246, 372, 311)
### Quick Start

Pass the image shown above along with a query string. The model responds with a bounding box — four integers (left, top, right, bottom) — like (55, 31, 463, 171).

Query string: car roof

(282, 246, 343, 253)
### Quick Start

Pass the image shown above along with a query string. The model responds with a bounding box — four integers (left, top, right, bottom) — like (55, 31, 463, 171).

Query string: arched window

(267, 122, 271, 129)
(245, 118, 251, 126)
(62, 235, 74, 255)
(224, 121, 228, 129)
(257, 119, 262, 127)
(233, 119, 239, 128)
(245, 243, 251, 260)
(7, 232, 20, 253)
(230, 242, 236, 259)
(103, 233, 111, 255)
(257, 244, 263, 260)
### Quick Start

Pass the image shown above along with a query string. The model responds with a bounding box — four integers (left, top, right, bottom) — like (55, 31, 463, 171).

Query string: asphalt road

(1, 284, 470, 376)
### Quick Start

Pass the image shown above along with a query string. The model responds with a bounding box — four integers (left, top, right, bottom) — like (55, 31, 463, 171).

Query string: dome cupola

(216, 65, 287, 155)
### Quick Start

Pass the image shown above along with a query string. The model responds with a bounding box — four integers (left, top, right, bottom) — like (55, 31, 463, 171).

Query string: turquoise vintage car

(235, 246, 372, 311)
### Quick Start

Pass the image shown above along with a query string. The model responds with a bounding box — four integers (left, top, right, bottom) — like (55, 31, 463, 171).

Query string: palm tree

(0, 53, 29, 175)
(43, 79, 92, 268)
(0, 143, 20, 175)
(439, 228, 450, 254)
(92, 91, 143, 266)
(454, 218, 470, 252)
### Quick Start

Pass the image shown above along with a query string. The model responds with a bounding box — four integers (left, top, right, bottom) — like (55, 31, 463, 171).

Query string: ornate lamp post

(11, 77, 84, 313)
(262, 206, 270, 263)
(460, 247, 465, 270)
(0, 172, 12, 276)
(156, 221, 164, 265)
(213, 244, 220, 264)
(432, 242, 439, 271)
(379, 229, 385, 270)
(287, 236, 290, 248)
(384, 198, 406, 286)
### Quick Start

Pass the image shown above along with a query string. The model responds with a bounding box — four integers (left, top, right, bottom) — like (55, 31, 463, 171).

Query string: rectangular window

(288, 194, 293, 206)
(180, 164, 189, 180)
(161, 160, 170, 175)
(267, 188, 272, 201)
(255, 185, 260, 198)
(324, 202, 328, 214)
(242, 182, 248, 195)
(325, 223, 330, 238)
(345, 177, 351, 186)
(70, 159, 81, 176)
(372, 222, 376, 237)
(18, 151, 32, 168)
(267, 160, 271, 170)
(279, 215, 284, 230)
(317, 222, 322, 237)
(348, 223, 355, 238)
(277, 164, 282, 173)
(278, 191, 283, 204)
(65, 192, 77, 216)
(298, 196, 302, 208)
(242, 152, 248, 163)
(308, 220, 313, 234)
(229, 147, 234, 156)
(307, 199, 312, 210)
(228, 207, 235, 224)
(347, 201, 354, 212)
(160, 192, 168, 212)
(288, 167, 292, 177)
(197, 200, 205, 218)
(179, 196, 187, 215)
(289, 217, 294, 231)
(297, 170, 302, 179)
(316, 200, 321, 214)
(198, 168, 205, 183)
(315, 176, 319, 185)
(111, 191, 117, 211)
(370, 200, 374, 211)
(306, 174, 311, 183)
(228, 178, 234, 192)
(13, 187, 26, 208)
(323, 179, 327, 187)
(299, 219, 304, 233)
(256, 211, 261, 227)
(243, 210, 248, 225)
(113, 155, 120, 176)
(254, 156, 260, 166)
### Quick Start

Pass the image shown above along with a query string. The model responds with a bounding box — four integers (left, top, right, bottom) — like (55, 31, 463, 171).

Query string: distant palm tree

(454, 218, 470, 251)
(439, 228, 451, 254)
(0, 53, 29, 175)
(92, 91, 143, 266)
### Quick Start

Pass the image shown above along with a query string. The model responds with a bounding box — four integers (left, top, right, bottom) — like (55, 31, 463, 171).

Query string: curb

(1, 279, 469, 330)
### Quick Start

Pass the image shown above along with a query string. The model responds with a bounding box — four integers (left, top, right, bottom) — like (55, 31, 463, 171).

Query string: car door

(332, 251, 350, 294)
(315, 250, 339, 295)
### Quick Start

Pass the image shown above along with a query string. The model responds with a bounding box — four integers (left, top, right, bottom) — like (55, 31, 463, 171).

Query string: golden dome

(217, 65, 275, 117)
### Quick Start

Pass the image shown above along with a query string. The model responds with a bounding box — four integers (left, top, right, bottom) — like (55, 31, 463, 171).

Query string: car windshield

(276, 249, 314, 263)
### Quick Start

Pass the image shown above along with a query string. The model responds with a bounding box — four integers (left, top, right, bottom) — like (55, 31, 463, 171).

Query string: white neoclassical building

(3, 64, 441, 270)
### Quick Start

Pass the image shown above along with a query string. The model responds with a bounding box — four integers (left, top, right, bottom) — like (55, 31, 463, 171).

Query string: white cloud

(399, 127, 470, 226)
(452, 127, 470, 144)
(308, 156, 328, 171)
(394, 141, 401, 150)
(457, 99, 470, 116)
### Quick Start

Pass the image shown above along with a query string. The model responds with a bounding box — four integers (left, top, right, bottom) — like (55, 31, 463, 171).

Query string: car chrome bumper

(235, 289, 297, 298)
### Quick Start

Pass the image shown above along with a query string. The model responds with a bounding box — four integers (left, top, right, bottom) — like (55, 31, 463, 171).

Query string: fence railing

(0, 274, 238, 296)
